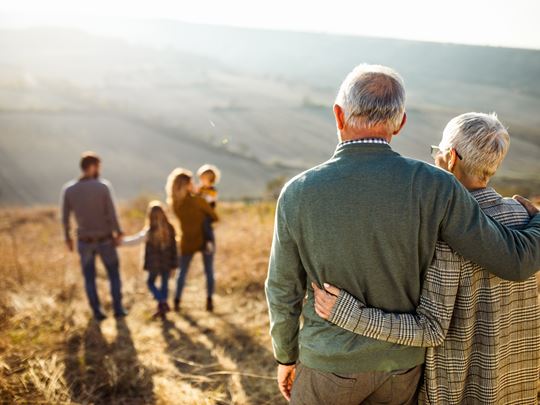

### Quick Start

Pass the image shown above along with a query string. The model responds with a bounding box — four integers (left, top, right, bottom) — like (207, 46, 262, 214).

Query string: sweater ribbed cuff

(276, 359, 296, 366)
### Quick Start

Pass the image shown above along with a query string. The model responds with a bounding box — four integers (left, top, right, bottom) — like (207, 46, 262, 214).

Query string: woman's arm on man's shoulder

(441, 179, 540, 281)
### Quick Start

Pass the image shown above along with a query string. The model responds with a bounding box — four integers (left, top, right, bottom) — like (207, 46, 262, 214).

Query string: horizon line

(1, 12, 540, 52)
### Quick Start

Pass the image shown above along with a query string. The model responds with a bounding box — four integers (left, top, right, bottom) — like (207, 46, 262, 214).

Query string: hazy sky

(1, 0, 539, 49)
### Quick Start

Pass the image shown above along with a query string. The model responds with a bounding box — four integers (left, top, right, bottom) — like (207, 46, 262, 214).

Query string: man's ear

(448, 149, 458, 172)
(393, 112, 407, 135)
(333, 104, 345, 130)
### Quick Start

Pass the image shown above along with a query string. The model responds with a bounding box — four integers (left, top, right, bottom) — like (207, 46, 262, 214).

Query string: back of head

(335, 64, 406, 133)
(440, 112, 510, 182)
(197, 164, 221, 185)
(147, 200, 173, 249)
(166, 168, 193, 210)
(80, 151, 101, 177)
(147, 200, 167, 223)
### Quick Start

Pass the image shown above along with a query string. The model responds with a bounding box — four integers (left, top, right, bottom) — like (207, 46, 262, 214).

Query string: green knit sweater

(265, 142, 540, 373)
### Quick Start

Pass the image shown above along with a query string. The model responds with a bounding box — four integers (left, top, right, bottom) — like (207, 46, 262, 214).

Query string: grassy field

(0, 199, 539, 404)
(0, 200, 284, 404)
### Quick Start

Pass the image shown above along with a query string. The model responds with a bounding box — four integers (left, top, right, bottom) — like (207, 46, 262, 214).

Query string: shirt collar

(470, 187, 502, 207)
(334, 138, 393, 157)
(339, 138, 389, 146)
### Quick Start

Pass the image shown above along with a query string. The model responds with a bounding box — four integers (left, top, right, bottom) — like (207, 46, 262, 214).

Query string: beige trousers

(290, 363, 422, 405)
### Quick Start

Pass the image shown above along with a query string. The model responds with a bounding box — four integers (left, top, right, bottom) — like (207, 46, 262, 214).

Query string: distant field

(0, 25, 539, 205)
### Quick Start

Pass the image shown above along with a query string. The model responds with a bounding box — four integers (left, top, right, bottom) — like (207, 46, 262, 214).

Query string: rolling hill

(0, 20, 539, 205)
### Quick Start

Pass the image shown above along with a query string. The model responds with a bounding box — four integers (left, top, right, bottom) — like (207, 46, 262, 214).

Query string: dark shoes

(153, 302, 167, 320)
(173, 298, 212, 312)
(114, 308, 129, 318)
(93, 308, 127, 320)
(94, 311, 107, 321)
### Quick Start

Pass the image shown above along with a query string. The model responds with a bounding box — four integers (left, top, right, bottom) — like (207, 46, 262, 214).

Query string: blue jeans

(175, 252, 214, 301)
(77, 239, 123, 315)
(147, 271, 169, 303)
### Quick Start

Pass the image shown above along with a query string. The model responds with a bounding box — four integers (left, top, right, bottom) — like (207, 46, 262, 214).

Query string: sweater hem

(299, 347, 425, 374)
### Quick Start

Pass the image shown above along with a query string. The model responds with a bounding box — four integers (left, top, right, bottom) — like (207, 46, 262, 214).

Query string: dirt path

(59, 276, 283, 405)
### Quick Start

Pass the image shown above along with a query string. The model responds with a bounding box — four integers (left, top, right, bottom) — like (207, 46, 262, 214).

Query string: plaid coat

(330, 188, 539, 404)
(143, 224, 178, 273)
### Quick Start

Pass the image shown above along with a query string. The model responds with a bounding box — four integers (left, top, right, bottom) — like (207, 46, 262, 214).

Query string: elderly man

(313, 112, 539, 404)
(265, 64, 540, 404)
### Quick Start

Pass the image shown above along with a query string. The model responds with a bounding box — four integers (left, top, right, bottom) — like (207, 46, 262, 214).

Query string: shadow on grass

(63, 318, 154, 405)
(160, 318, 231, 403)
(181, 312, 281, 404)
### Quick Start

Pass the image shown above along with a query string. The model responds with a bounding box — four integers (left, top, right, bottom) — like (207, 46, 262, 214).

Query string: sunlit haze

(1, 0, 540, 49)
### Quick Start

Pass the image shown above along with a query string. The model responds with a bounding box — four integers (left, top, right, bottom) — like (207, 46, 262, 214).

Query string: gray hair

(439, 112, 510, 181)
(335, 64, 406, 131)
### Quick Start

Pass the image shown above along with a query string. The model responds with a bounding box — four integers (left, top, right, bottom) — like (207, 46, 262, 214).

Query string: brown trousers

(290, 363, 422, 405)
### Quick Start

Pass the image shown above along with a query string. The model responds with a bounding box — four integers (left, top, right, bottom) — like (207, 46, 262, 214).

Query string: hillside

(0, 22, 539, 204)
(1, 200, 539, 403)
(0, 201, 282, 404)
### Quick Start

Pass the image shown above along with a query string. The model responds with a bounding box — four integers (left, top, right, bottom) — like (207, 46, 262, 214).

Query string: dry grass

(0, 200, 284, 404)
(1, 199, 539, 404)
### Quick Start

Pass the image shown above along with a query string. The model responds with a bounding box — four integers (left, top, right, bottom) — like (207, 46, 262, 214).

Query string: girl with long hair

(123, 201, 177, 319)
(165, 168, 218, 312)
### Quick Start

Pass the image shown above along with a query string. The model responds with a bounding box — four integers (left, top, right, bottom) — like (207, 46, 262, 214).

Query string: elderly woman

(166, 168, 218, 312)
(314, 113, 539, 404)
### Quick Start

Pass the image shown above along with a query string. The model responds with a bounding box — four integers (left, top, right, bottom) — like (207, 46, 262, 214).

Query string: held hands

(114, 233, 124, 247)
(277, 363, 296, 401)
(312, 282, 341, 320)
(513, 195, 539, 217)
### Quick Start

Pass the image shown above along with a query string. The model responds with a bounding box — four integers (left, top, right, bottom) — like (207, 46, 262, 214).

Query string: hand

(277, 364, 296, 401)
(114, 234, 124, 247)
(65, 239, 74, 252)
(513, 195, 539, 217)
(312, 282, 340, 320)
